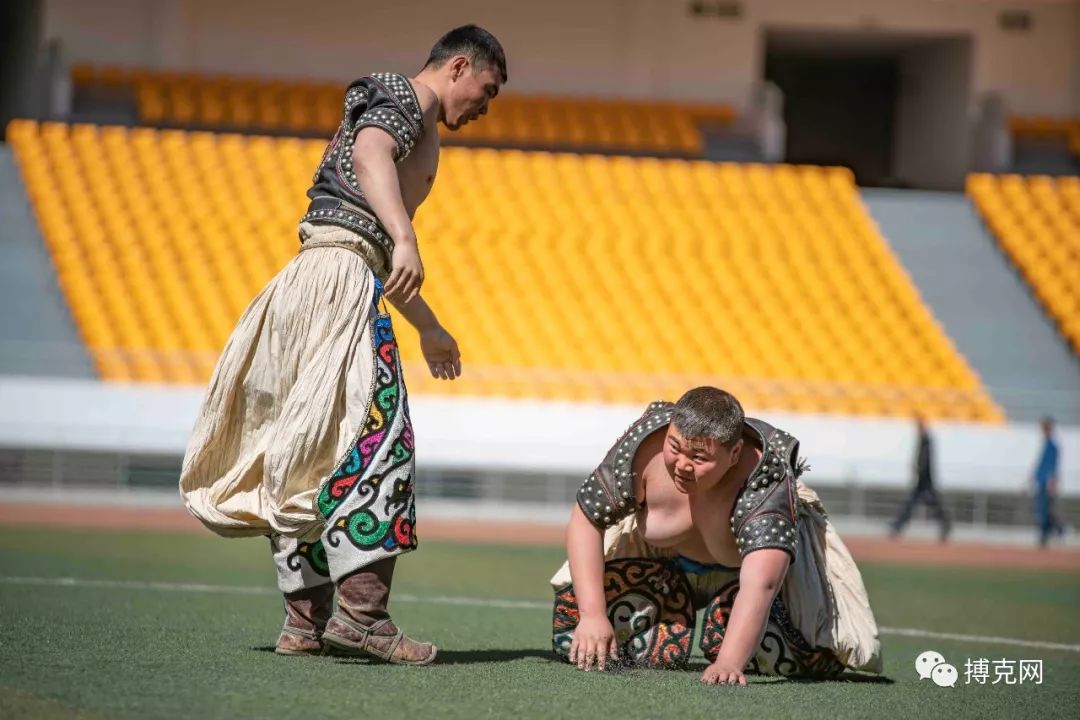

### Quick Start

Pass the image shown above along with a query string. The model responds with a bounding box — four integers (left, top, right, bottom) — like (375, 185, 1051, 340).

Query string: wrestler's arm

(352, 128, 420, 302)
(565, 503, 617, 670)
(352, 83, 438, 304)
(566, 503, 607, 619)
(566, 463, 645, 671)
(389, 293, 439, 331)
(387, 294, 462, 380)
(701, 548, 790, 686)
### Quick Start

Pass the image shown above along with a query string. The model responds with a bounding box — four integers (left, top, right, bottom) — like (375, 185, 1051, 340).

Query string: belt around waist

(675, 555, 738, 575)
(300, 196, 394, 262)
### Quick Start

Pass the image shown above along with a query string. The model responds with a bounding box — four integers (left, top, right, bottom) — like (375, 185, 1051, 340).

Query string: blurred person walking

(1033, 416, 1065, 548)
(890, 416, 951, 542)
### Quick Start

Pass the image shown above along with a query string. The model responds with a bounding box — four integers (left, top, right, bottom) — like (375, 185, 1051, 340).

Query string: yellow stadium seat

(968, 173, 1080, 359)
(7, 120, 1000, 420)
(72, 66, 737, 155)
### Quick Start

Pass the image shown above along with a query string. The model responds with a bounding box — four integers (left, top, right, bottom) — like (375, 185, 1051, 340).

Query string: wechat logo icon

(916, 650, 958, 688)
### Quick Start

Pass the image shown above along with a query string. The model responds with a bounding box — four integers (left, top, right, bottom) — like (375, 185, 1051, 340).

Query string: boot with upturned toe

(275, 583, 335, 656)
(321, 557, 437, 665)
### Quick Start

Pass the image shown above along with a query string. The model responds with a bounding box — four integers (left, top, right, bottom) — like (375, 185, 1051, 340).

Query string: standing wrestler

(180, 25, 507, 665)
(551, 387, 882, 682)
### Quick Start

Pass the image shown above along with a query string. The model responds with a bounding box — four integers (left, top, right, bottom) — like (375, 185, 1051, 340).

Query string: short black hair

(671, 387, 745, 447)
(424, 24, 507, 83)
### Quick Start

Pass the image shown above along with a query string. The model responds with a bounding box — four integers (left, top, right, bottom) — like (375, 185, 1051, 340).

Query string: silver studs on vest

(368, 73, 422, 158)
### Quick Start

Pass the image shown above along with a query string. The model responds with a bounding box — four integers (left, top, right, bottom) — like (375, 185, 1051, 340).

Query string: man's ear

(450, 55, 470, 81)
(730, 438, 744, 468)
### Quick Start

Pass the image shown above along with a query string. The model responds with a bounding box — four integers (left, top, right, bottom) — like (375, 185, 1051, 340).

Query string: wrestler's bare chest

(631, 433, 747, 567)
(399, 118, 440, 218)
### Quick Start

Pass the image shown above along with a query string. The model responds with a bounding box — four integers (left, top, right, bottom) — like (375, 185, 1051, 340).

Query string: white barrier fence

(3, 377, 1078, 533)
(1, 376, 1076, 495)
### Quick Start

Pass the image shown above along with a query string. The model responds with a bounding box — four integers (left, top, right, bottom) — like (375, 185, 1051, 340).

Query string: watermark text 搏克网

(915, 650, 1043, 687)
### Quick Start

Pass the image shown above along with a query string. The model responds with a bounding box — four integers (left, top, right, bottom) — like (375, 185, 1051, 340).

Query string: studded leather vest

(301, 72, 425, 266)
(576, 401, 803, 559)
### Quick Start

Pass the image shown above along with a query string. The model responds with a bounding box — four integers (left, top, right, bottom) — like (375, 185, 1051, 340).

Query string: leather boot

(321, 557, 437, 665)
(274, 583, 335, 656)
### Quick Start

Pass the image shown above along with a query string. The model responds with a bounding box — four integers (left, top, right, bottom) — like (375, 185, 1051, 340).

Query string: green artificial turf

(0, 527, 1077, 719)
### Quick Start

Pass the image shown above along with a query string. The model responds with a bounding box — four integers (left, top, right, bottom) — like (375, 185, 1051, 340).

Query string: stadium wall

(42, 0, 1080, 115)
(1, 377, 1077, 496)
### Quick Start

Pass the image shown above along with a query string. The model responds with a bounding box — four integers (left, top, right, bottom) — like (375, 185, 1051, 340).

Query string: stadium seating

(1009, 117, 1080, 140)
(7, 119, 1001, 420)
(72, 65, 734, 155)
(1009, 116, 1080, 159)
(967, 173, 1080, 354)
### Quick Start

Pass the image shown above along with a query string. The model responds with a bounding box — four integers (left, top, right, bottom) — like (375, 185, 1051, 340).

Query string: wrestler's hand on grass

(385, 242, 424, 304)
(701, 661, 747, 686)
(420, 325, 461, 380)
(568, 615, 618, 671)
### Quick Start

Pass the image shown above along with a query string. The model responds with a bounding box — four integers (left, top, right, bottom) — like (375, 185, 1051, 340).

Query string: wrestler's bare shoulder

(630, 428, 669, 501)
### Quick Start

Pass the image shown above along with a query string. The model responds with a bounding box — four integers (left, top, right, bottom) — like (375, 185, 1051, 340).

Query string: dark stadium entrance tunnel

(763, 29, 973, 190)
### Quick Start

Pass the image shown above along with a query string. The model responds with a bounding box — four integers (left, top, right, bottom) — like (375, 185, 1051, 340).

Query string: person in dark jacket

(890, 416, 951, 542)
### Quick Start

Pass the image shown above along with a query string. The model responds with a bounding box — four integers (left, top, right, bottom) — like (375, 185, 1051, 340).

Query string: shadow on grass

(326, 648, 555, 665)
(252, 645, 893, 682)
(667, 661, 895, 685)
(252, 645, 556, 664)
(780, 672, 894, 685)
(423, 649, 555, 665)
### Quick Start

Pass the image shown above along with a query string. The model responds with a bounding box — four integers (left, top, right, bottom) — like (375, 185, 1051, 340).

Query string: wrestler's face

(444, 58, 501, 130)
(663, 426, 742, 494)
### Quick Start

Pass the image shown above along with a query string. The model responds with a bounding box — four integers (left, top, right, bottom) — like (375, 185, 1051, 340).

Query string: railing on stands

(0, 447, 1075, 532)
